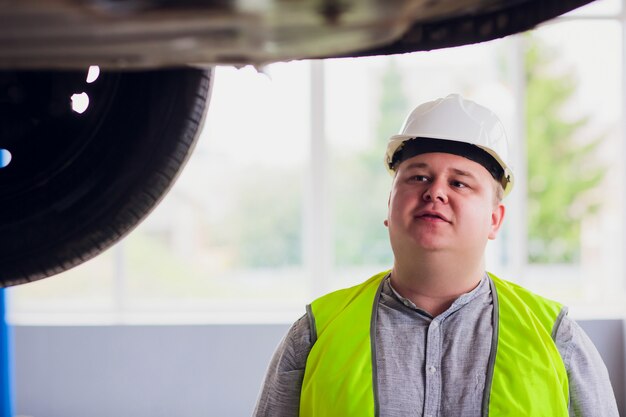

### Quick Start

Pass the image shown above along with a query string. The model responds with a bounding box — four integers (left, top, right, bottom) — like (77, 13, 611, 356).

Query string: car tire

(0, 67, 213, 287)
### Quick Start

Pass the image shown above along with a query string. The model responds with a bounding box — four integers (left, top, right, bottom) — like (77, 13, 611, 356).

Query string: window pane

(8, 251, 116, 324)
(121, 65, 310, 321)
(523, 20, 623, 312)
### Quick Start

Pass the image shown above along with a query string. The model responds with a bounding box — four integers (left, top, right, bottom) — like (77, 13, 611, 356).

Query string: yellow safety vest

(300, 271, 569, 417)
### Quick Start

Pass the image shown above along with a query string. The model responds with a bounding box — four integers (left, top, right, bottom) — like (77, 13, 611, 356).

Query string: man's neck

(390, 254, 485, 317)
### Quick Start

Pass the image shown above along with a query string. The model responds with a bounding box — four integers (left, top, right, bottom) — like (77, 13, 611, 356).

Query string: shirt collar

(385, 273, 490, 318)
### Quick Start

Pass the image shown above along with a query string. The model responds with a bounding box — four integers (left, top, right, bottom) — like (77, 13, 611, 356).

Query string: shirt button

(428, 366, 436, 374)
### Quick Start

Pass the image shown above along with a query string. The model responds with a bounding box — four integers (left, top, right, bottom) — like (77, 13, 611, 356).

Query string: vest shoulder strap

(487, 273, 569, 416)
(301, 271, 387, 417)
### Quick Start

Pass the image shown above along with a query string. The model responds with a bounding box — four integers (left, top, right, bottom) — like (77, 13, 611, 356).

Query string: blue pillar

(0, 289, 13, 417)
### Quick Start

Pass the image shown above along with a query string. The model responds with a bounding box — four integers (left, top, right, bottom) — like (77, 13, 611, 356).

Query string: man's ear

(488, 203, 506, 240)
(384, 190, 393, 228)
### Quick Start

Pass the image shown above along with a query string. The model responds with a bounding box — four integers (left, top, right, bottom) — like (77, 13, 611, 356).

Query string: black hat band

(390, 137, 506, 187)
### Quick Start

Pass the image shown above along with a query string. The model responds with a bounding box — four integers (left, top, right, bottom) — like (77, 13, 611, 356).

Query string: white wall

(13, 321, 625, 417)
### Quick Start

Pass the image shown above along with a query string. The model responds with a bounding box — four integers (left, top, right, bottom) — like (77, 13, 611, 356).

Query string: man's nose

(423, 180, 448, 203)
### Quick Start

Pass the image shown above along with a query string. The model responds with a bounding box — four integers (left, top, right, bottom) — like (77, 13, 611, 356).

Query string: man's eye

(451, 180, 467, 188)
(409, 175, 428, 182)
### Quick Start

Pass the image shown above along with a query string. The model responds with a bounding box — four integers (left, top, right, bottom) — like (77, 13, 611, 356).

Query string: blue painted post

(0, 289, 13, 417)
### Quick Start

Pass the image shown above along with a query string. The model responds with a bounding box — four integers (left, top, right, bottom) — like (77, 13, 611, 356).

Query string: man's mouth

(415, 211, 450, 222)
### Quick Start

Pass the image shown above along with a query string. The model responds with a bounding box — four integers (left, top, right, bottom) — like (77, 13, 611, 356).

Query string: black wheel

(0, 67, 213, 287)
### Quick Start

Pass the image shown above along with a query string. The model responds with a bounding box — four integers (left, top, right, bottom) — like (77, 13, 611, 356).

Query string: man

(254, 94, 619, 416)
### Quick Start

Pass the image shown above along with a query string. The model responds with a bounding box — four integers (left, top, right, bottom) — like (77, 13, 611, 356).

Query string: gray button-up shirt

(254, 275, 619, 417)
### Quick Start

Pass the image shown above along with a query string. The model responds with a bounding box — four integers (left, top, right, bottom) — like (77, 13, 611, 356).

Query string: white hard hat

(385, 93, 514, 197)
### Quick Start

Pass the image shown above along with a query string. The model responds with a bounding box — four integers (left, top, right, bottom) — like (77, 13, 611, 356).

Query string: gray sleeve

(253, 314, 313, 417)
(554, 315, 620, 417)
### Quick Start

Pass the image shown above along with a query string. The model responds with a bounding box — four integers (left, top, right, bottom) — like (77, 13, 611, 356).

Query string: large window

(515, 16, 624, 312)
(9, 0, 625, 323)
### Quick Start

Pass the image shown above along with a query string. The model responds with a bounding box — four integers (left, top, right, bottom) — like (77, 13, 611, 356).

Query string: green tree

(525, 35, 605, 263)
(333, 59, 408, 266)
